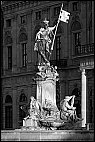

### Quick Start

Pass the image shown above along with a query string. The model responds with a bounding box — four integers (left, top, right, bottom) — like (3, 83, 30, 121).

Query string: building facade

(1, 1, 94, 129)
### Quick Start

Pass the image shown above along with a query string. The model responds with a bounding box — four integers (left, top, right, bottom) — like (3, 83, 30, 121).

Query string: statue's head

(64, 96, 71, 102)
(43, 18, 49, 28)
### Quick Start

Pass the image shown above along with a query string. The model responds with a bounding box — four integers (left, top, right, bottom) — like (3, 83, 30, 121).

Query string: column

(81, 68, 86, 127)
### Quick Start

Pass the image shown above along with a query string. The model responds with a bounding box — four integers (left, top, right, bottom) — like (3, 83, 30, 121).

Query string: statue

(22, 96, 42, 129)
(34, 18, 56, 65)
(22, 95, 82, 130)
(22, 12, 83, 130)
(60, 95, 82, 122)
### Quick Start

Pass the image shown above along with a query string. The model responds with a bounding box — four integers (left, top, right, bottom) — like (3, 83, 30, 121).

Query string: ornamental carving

(5, 36, 12, 45)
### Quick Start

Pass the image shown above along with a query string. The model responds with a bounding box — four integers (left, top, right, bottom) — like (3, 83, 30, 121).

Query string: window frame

(8, 46, 12, 69)
(22, 43, 27, 67)
(72, 2, 78, 11)
(36, 11, 41, 20)
(6, 19, 11, 28)
(19, 93, 27, 127)
(73, 31, 81, 55)
(55, 36, 61, 61)
(20, 15, 26, 24)
(54, 6, 60, 16)
(5, 95, 13, 129)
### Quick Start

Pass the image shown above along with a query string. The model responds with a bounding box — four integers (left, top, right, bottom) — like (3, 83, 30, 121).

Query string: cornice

(1, 1, 67, 14)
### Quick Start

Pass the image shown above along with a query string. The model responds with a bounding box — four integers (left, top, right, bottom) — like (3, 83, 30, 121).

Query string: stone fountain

(21, 18, 82, 130)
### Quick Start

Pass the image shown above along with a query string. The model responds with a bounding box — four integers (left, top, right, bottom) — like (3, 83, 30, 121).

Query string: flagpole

(51, 3, 63, 51)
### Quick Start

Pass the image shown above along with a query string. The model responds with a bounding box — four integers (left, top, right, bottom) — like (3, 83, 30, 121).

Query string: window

(19, 93, 27, 127)
(5, 95, 12, 103)
(71, 21, 81, 55)
(22, 43, 27, 67)
(36, 11, 41, 20)
(5, 95, 13, 129)
(8, 46, 12, 69)
(55, 36, 61, 60)
(89, 89, 93, 123)
(19, 33, 27, 43)
(73, 2, 78, 11)
(74, 32, 81, 46)
(19, 105, 26, 126)
(5, 106, 13, 128)
(72, 88, 81, 118)
(6, 19, 11, 27)
(54, 6, 60, 16)
(89, 20, 92, 44)
(19, 93, 27, 102)
(21, 15, 26, 24)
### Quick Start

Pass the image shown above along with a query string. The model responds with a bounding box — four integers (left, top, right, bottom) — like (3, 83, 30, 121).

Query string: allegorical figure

(60, 95, 82, 122)
(34, 18, 56, 65)
(22, 96, 42, 123)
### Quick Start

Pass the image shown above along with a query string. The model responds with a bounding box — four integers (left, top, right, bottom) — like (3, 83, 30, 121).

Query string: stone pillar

(81, 68, 86, 127)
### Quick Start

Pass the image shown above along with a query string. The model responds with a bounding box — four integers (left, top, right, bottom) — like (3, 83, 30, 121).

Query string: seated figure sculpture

(60, 95, 81, 122)
(23, 96, 42, 128)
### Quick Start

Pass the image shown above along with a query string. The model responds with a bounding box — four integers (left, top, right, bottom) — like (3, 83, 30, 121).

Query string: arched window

(5, 95, 13, 129)
(19, 93, 27, 102)
(19, 93, 27, 127)
(19, 33, 27, 43)
(71, 21, 81, 31)
(72, 87, 81, 117)
(71, 21, 81, 55)
(5, 95, 12, 103)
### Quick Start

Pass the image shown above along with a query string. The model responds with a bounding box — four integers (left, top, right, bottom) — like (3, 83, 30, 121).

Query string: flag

(59, 9, 70, 23)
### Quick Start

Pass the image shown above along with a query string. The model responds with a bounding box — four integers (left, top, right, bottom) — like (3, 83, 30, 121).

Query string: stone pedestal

(23, 118, 37, 128)
(36, 65, 59, 107)
(37, 79, 56, 106)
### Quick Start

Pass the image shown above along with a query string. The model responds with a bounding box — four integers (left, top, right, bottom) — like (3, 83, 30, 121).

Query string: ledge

(1, 129, 94, 141)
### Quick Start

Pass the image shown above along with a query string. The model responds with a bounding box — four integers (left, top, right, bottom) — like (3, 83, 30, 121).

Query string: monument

(21, 3, 82, 130)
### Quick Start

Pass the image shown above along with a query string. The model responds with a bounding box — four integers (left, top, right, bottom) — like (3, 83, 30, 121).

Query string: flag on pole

(59, 9, 70, 23)
(51, 3, 70, 50)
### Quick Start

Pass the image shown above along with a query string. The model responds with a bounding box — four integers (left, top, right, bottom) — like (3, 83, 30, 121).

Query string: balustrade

(75, 43, 94, 56)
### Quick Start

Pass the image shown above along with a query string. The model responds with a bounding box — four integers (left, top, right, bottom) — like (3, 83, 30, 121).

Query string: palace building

(1, 1, 94, 129)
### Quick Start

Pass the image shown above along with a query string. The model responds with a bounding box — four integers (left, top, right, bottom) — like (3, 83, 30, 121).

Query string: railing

(34, 59, 67, 69)
(50, 59, 67, 68)
(75, 43, 94, 56)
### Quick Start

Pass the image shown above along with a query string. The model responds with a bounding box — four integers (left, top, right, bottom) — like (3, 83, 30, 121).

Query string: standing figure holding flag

(34, 3, 70, 66)
(34, 18, 56, 66)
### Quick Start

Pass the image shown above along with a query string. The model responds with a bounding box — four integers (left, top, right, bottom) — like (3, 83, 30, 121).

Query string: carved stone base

(23, 118, 38, 128)
(37, 79, 56, 106)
